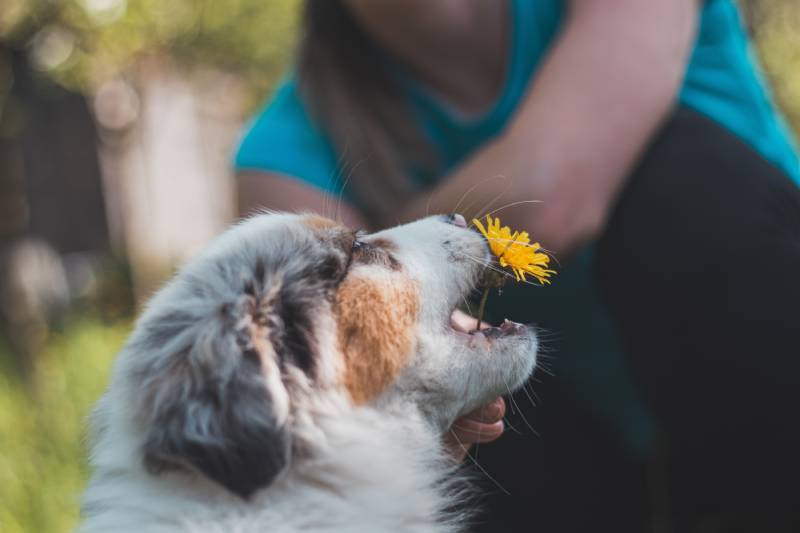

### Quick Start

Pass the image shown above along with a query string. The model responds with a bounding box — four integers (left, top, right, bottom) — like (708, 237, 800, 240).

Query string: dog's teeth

(483, 327, 504, 340)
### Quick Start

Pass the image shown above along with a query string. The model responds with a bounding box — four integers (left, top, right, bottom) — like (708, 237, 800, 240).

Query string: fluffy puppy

(79, 213, 537, 532)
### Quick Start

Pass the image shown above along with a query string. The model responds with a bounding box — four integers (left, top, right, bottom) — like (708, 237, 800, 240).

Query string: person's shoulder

(234, 78, 340, 194)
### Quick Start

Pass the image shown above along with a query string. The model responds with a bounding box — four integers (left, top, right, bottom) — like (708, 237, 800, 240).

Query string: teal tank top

(236, 0, 799, 188)
(235, 0, 800, 454)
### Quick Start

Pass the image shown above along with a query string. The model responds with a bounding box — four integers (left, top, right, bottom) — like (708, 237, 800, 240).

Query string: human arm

(399, 0, 700, 257)
(237, 170, 369, 229)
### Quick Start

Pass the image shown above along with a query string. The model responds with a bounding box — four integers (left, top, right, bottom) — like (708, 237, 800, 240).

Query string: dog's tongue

(450, 309, 489, 333)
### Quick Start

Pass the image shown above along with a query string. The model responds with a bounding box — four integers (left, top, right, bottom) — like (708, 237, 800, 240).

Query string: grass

(0, 316, 130, 533)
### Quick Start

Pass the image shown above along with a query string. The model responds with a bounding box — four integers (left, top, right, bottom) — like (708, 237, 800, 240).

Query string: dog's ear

(136, 293, 291, 500)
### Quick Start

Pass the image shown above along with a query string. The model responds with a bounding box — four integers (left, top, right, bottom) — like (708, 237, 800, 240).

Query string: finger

(463, 397, 506, 424)
(450, 419, 504, 444)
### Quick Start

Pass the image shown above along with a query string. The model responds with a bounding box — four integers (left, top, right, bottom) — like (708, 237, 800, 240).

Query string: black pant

(472, 107, 800, 532)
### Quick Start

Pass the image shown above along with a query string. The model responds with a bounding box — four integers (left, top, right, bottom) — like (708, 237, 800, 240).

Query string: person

(235, 0, 800, 530)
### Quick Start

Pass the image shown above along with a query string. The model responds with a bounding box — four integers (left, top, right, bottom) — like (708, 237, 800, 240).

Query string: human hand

(444, 397, 506, 462)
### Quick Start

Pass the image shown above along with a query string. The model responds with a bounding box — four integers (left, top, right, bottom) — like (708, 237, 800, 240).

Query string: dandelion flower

(472, 215, 556, 285)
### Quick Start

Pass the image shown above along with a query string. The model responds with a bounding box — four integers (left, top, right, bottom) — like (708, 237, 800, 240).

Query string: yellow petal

(472, 215, 556, 285)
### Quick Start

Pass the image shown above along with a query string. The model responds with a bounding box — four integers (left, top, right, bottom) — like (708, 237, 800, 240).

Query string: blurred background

(0, 1, 798, 531)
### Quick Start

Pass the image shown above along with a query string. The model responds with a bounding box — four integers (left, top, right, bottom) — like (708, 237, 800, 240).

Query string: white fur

(79, 214, 537, 532)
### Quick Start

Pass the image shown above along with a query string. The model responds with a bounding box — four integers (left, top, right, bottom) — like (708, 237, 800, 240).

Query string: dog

(78, 212, 538, 532)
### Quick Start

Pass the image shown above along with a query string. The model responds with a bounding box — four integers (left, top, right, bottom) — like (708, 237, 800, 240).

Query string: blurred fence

(96, 57, 244, 300)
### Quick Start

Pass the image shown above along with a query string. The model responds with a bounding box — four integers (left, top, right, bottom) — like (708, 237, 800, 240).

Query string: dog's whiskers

(471, 178, 525, 221)
(460, 176, 512, 220)
(457, 255, 508, 279)
(534, 361, 555, 377)
(524, 382, 542, 407)
(323, 146, 352, 221)
(499, 375, 518, 416)
(474, 199, 544, 222)
(447, 429, 511, 496)
(500, 374, 540, 437)
(517, 379, 539, 409)
(502, 416, 524, 435)
(333, 157, 366, 224)
(461, 296, 474, 316)
(452, 250, 547, 288)
(451, 174, 509, 218)
(450, 251, 514, 280)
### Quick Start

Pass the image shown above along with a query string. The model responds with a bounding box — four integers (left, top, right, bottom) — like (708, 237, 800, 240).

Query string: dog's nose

(449, 213, 468, 228)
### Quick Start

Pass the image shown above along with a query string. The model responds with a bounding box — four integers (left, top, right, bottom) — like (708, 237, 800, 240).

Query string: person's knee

(599, 111, 800, 295)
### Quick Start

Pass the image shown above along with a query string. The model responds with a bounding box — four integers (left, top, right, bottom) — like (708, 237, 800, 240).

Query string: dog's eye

(352, 230, 369, 251)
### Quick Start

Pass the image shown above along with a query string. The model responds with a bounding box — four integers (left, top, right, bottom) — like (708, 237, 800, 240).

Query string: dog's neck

(268, 391, 464, 532)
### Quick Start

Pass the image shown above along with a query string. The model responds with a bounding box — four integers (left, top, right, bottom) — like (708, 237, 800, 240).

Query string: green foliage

(0, 0, 302, 110)
(745, 0, 800, 134)
(0, 317, 130, 533)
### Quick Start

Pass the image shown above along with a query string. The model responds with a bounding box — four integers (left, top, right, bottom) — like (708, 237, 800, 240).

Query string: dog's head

(106, 213, 537, 500)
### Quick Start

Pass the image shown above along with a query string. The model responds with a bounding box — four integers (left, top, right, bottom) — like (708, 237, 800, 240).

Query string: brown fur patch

(352, 241, 400, 271)
(335, 273, 420, 404)
(248, 317, 272, 364)
(367, 237, 397, 252)
(302, 214, 341, 231)
(303, 214, 356, 257)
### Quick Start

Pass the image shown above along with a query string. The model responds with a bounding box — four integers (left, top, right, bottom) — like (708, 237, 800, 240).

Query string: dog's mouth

(450, 310, 527, 342)
(445, 230, 528, 341)
(449, 264, 528, 342)
(481, 319, 527, 338)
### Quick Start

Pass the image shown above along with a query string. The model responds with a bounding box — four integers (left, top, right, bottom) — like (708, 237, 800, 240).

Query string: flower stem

(476, 286, 490, 331)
